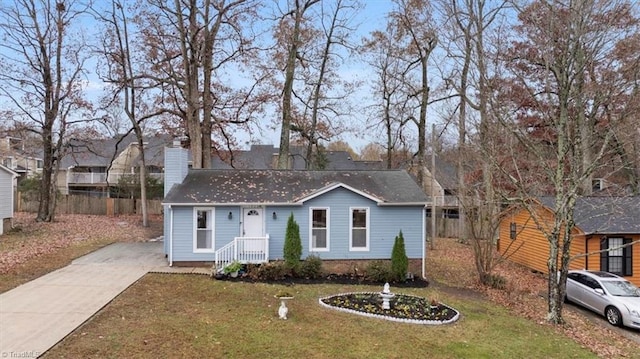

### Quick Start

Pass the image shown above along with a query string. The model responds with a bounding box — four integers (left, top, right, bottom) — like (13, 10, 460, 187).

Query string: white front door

(242, 208, 264, 237)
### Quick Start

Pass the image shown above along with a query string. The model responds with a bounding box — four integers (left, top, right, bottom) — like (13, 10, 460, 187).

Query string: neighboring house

(416, 155, 463, 239)
(57, 134, 169, 196)
(211, 144, 384, 170)
(162, 146, 429, 275)
(498, 197, 640, 286)
(0, 137, 43, 185)
(423, 156, 460, 218)
(0, 164, 18, 235)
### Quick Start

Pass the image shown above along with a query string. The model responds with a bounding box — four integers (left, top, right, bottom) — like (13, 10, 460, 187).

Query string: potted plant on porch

(223, 260, 243, 278)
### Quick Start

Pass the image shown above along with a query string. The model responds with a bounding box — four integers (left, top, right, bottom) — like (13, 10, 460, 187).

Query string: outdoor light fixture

(272, 212, 277, 220)
(228, 211, 233, 220)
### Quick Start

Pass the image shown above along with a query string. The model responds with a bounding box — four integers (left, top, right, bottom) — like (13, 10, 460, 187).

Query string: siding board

(499, 204, 640, 287)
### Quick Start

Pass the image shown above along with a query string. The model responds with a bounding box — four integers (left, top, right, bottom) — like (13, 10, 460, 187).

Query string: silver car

(565, 270, 640, 329)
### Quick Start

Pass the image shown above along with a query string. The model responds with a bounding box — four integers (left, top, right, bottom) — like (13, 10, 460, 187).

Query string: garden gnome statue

(278, 301, 289, 320)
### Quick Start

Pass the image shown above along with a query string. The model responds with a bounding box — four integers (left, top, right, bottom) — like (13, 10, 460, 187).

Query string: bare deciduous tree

(296, 0, 360, 169)
(501, 0, 638, 324)
(0, 0, 92, 222)
(138, 0, 262, 168)
(276, 0, 320, 169)
(94, 0, 170, 227)
(362, 25, 413, 169)
(389, 0, 438, 187)
(439, 0, 510, 285)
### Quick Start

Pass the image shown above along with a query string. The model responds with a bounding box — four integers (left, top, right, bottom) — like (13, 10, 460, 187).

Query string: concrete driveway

(0, 242, 206, 357)
(565, 302, 640, 345)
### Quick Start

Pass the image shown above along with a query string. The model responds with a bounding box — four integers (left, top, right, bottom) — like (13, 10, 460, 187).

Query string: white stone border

(318, 292, 460, 325)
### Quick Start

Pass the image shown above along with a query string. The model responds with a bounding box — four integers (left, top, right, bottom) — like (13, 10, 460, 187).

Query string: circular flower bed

(319, 292, 460, 325)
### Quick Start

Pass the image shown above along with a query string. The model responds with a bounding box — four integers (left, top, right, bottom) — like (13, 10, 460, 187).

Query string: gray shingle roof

(59, 134, 171, 168)
(430, 156, 459, 191)
(210, 144, 384, 170)
(538, 196, 640, 234)
(164, 169, 428, 205)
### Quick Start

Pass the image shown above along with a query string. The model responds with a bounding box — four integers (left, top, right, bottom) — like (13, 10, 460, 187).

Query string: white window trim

(349, 207, 369, 251)
(193, 207, 215, 253)
(309, 207, 330, 252)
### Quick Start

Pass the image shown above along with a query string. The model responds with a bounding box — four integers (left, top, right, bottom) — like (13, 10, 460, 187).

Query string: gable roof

(0, 164, 18, 177)
(538, 196, 640, 234)
(428, 155, 459, 191)
(163, 169, 428, 206)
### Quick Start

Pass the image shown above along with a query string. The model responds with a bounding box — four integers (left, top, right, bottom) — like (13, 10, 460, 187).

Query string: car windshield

(601, 280, 640, 297)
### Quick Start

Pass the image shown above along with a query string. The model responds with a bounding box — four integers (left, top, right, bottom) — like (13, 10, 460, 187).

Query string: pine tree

(283, 213, 302, 270)
(391, 230, 408, 282)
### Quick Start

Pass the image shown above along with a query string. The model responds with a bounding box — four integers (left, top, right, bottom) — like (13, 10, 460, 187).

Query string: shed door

(242, 208, 263, 237)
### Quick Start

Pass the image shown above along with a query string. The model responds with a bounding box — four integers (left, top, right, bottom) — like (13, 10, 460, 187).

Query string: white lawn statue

(278, 301, 289, 320)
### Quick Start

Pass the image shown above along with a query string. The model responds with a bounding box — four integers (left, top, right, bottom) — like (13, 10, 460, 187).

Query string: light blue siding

(167, 187, 424, 263)
(265, 207, 308, 260)
(168, 206, 242, 262)
(170, 206, 197, 261)
(0, 168, 14, 220)
(215, 206, 241, 246)
(267, 187, 424, 260)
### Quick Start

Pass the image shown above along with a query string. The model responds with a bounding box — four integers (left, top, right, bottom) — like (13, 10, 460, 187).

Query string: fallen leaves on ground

(427, 238, 639, 359)
(0, 212, 162, 274)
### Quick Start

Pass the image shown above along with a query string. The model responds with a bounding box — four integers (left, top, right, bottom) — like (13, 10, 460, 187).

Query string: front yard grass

(44, 274, 598, 359)
(3, 217, 637, 358)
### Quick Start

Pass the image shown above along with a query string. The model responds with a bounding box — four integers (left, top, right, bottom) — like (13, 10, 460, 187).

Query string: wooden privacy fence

(426, 218, 462, 239)
(17, 193, 163, 216)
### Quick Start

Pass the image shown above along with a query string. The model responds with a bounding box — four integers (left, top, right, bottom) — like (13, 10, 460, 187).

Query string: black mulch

(214, 272, 429, 288)
(320, 293, 458, 322)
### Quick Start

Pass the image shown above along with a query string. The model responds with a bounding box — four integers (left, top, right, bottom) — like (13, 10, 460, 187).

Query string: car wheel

(605, 306, 622, 327)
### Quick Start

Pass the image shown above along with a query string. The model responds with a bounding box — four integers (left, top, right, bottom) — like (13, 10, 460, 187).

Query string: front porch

(214, 235, 269, 272)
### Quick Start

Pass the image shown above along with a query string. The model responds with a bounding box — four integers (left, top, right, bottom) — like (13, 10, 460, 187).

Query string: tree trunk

(201, 0, 226, 170)
(278, 8, 303, 170)
(135, 130, 148, 227)
(37, 127, 55, 222)
(174, 0, 203, 168)
(279, 0, 319, 169)
(416, 53, 429, 187)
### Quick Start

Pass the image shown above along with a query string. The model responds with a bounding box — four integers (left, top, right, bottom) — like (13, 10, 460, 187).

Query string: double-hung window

(310, 208, 329, 251)
(600, 237, 633, 276)
(350, 207, 369, 251)
(194, 208, 215, 252)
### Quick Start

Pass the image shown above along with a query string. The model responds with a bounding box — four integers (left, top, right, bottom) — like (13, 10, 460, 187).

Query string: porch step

(214, 235, 270, 273)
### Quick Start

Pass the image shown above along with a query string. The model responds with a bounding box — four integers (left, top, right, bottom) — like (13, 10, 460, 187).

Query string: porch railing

(214, 235, 269, 273)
